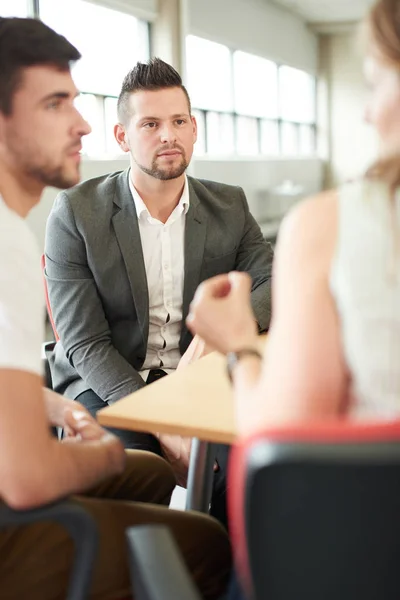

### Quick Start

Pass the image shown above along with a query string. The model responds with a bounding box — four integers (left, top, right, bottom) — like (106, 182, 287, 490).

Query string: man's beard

(26, 163, 79, 190)
(6, 131, 82, 190)
(135, 151, 188, 181)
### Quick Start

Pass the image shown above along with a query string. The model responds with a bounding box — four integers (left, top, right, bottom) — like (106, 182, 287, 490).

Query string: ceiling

(271, 0, 373, 24)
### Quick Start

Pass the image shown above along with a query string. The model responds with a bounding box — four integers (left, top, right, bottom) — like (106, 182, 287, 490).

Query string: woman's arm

(188, 191, 349, 434)
(233, 191, 348, 432)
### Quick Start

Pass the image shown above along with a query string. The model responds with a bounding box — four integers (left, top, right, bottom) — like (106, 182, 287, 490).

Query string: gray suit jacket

(45, 169, 273, 403)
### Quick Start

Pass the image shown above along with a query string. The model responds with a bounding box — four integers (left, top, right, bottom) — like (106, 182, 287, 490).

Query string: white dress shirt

(129, 175, 189, 382)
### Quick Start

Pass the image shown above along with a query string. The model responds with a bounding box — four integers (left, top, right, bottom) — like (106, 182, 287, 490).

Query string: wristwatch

(226, 348, 263, 383)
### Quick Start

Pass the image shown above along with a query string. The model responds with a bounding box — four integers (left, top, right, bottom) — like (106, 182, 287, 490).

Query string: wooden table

(98, 350, 237, 512)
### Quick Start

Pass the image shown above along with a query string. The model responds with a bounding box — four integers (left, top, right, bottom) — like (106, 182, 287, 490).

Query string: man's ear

(114, 123, 130, 153)
(191, 114, 198, 144)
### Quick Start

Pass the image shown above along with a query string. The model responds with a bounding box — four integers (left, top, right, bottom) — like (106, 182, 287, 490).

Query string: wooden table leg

(185, 438, 215, 512)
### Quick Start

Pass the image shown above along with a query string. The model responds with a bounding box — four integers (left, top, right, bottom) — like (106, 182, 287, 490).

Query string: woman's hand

(187, 272, 258, 354)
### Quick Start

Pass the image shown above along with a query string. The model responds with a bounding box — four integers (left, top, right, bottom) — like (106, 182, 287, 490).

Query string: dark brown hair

(0, 17, 80, 115)
(117, 57, 191, 123)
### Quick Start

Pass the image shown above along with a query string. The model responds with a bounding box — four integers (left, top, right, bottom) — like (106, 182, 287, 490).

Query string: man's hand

(62, 407, 106, 442)
(177, 334, 214, 371)
(43, 388, 99, 439)
(63, 408, 126, 474)
(186, 272, 259, 355)
(158, 434, 192, 487)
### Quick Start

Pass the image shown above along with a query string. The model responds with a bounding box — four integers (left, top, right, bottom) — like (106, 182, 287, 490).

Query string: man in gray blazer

(45, 58, 273, 467)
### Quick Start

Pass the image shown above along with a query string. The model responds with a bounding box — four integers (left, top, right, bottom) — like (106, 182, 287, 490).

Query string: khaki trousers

(0, 451, 231, 599)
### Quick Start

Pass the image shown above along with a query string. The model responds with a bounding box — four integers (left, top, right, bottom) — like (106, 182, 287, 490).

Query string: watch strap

(226, 348, 262, 383)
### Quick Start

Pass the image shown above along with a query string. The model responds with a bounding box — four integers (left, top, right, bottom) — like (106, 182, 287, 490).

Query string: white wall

(187, 0, 318, 73)
(320, 31, 378, 188)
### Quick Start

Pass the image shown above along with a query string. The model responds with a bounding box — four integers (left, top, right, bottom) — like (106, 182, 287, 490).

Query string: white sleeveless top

(330, 179, 400, 420)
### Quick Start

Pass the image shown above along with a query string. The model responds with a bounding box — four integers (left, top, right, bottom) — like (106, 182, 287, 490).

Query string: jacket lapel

(111, 169, 149, 346)
(182, 178, 207, 324)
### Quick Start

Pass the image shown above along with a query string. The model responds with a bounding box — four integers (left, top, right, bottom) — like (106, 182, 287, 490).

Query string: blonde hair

(365, 0, 400, 191)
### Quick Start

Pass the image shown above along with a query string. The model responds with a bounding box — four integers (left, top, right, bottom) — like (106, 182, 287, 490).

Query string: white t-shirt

(0, 196, 44, 375)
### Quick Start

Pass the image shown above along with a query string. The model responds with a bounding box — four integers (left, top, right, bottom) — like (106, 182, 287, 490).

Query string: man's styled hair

(117, 57, 192, 124)
(0, 17, 80, 115)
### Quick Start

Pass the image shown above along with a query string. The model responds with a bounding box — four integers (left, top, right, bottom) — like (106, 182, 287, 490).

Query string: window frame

(23, 3, 317, 160)
(34, 0, 150, 158)
(186, 35, 317, 159)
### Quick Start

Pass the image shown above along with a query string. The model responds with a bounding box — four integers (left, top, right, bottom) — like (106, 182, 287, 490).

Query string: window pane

(104, 96, 124, 156)
(206, 112, 234, 155)
(0, 0, 28, 16)
(279, 66, 315, 123)
(39, 0, 150, 96)
(281, 122, 298, 156)
(236, 116, 259, 155)
(192, 109, 206, 156)
(299, 124, 315, 156)
(186, 35, 233, 112)
(233, 51, 278, 119)
(75, 93, 105, 156)
(261, 120, 280, 155)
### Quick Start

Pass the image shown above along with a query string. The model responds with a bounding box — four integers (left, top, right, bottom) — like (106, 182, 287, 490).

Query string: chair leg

(126, 524, 201, 600)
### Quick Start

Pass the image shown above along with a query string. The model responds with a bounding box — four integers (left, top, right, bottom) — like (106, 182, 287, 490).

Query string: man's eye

(46, 100, 61, 110)
(176, 119, 186, 125)
(144, 122, 157, 128)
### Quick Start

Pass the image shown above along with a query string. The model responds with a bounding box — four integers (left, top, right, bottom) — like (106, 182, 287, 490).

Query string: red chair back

(41, 254, 59, 341)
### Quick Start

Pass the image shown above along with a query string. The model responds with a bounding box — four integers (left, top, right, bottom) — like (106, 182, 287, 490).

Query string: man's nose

(160, 123, 176, 144)
(74, 108, 92, 137)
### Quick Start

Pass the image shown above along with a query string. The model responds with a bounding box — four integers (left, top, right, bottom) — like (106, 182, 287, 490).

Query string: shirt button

(164, 264, 168, 270)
